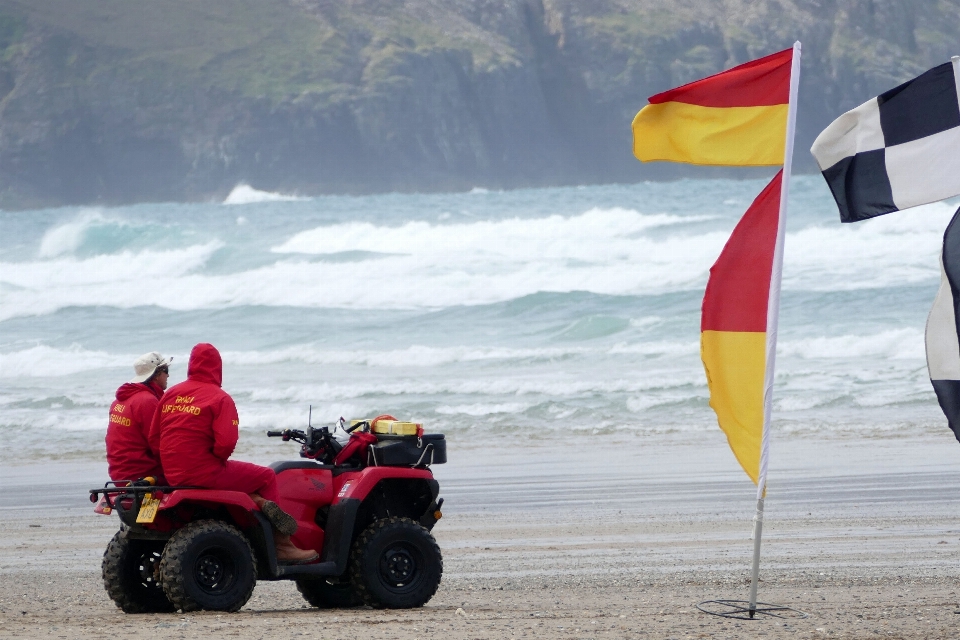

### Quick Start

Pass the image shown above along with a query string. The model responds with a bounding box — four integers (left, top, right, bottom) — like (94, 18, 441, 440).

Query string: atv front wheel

(296, 576, 361, 608)
(349, 516, 442, 608)
(102, 529, 175, 613)
(160, 520, 256, 612)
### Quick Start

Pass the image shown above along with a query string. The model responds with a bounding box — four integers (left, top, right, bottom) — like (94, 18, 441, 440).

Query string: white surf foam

(272, 207, 714, 256)
(0, 345, 131, 378)
(0, 339, 695, 384)
(0, 408, 108, 432)
(37, 210, 111, 258)
(784, 199, 956, 290)
(434, 402, 536, 416)
(239, 372, 703, 404)
(221, 345, 593, 368)
(0, 208, 728, 318)
(609, 340, 699, 357)
(223, 184, 306, 205)
(778, 328, 925, 360)
(222, 341, 701, 369)
(0, 242, 223, 320)
(4, 194, 956, 319)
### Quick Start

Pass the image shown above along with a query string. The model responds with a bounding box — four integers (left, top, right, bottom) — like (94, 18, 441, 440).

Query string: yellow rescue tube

(352, 417, 423, 435)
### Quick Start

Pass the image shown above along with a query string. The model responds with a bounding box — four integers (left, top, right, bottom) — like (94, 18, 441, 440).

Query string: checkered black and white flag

(811, 57, 960, 223)
(927, 206, 960, 442)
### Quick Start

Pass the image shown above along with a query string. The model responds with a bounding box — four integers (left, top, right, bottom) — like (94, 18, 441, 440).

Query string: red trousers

(203, 460, 280, 503)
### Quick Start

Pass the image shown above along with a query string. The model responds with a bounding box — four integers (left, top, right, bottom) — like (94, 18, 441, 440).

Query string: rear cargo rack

(90, 482, 200, 528)
(90, 483, 198, 508)
(90, 482, 198, 500)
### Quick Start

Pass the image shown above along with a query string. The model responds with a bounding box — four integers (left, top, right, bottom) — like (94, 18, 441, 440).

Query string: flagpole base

(696, 599, 807, 620)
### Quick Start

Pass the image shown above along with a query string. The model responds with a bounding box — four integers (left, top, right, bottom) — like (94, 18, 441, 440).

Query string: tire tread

(102, 529, 174, 614)
(160, 519, 256, 612)
(349, 516, 442, 609)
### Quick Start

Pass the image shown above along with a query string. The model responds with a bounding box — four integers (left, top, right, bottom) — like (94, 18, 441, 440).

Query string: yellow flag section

(632, 49, 793, 166)
(700, 173, 783, 484)
(702, 333, 767, 480)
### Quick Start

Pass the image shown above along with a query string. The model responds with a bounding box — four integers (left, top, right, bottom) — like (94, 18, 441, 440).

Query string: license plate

(136, 496, 161, 523)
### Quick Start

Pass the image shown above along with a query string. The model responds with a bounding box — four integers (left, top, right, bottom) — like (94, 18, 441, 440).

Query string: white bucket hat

(130, 352, 173, 383)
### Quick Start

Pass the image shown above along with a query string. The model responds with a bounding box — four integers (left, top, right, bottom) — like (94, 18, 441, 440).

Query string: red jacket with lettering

(149, 343, 239, 487)
(106, 382, 165, 483)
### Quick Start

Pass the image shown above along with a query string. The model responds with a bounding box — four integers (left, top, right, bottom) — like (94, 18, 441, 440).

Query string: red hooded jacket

(149, 343, 239, 487)
(106, 382, 165, 483)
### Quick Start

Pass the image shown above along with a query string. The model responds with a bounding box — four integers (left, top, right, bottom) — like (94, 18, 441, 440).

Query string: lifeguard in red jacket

(149, 343, 317, 565)
(106, 352, 170, 484)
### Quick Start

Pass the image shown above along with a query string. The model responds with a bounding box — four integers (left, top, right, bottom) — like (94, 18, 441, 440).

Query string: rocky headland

(0, 0, 956, 208)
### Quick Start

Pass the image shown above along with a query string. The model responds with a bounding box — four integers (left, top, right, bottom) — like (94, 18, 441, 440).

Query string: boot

(275, 534, 319, 565)
(262, 501, 298, 536)
(249, 493, 298, 536)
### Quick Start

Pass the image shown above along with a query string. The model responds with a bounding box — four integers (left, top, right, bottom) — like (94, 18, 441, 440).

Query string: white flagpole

(748, 40, 801, 617)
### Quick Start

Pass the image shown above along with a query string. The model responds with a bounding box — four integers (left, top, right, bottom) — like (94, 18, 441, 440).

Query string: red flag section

(701, 171, 783, 333)
(648, 49, 793, 107)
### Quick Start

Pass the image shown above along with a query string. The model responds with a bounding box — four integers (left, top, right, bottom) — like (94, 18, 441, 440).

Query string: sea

(3, 176, 960, 483)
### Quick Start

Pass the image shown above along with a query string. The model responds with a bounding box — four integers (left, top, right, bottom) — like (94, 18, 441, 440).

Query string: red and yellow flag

(701, 172, 783, 483)
(632, 45, 799, 489)
(632, 49, 793, 166)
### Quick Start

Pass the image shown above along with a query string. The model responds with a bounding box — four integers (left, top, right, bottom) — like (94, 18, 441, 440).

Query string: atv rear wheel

(102, 529, 175, 613)
(349, 516, 442, 608)
(160, 520, 256, 612)
(296, 576, 361, 608)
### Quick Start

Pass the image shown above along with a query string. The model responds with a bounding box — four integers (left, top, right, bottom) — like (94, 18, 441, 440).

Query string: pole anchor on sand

(696, 484, 805, 620)
(696, 599, 807, 620)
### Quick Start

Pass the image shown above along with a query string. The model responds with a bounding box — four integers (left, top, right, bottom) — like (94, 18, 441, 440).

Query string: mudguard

(334, 466, 435, 502)
(317, 467, 440, 574)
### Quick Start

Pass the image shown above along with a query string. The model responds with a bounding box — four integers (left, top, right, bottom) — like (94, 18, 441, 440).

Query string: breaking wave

(4, 191, 956, 322)
(223, 183, 306, 205)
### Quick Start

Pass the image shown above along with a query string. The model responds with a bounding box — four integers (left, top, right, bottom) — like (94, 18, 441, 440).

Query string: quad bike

(90, 417, 446, 613)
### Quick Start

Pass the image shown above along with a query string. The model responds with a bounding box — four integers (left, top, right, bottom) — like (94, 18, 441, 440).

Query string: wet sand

(3, 434, 960, 639)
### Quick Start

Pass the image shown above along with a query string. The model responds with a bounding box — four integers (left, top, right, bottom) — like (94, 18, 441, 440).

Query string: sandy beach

(3, 434, 960, 639)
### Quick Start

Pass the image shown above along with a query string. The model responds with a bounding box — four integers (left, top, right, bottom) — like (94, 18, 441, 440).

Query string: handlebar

(264, 426, 342, 462)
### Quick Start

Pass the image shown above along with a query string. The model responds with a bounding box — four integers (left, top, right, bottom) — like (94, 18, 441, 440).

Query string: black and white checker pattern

(927, 206, 960, 441)
(811, 57, 960, 223)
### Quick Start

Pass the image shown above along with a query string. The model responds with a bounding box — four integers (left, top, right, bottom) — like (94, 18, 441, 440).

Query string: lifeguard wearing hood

(149, 343, 239, 486)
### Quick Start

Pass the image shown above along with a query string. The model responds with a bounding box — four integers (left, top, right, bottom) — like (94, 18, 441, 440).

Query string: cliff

(0, 0, 956, 208)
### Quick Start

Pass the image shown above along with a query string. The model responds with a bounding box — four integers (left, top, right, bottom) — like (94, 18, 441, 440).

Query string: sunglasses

(157, 367, 169, 374)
